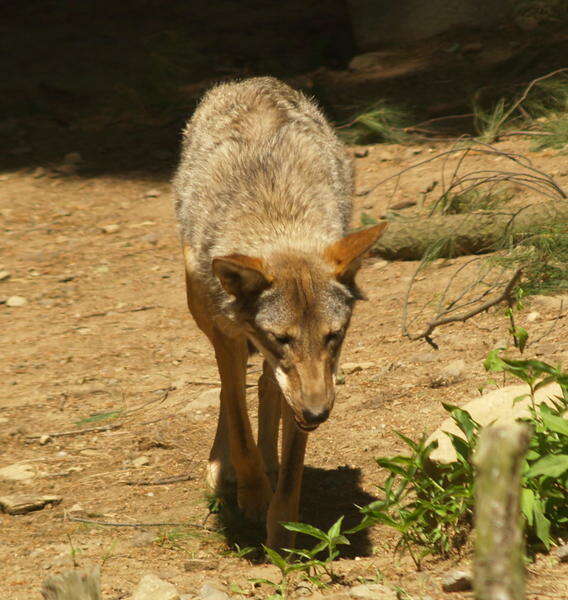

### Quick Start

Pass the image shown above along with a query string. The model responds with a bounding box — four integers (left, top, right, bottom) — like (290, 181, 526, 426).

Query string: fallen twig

(67, 516, 213, 531)
(122, 474, 193, 486)
(26, 423, 122, 441)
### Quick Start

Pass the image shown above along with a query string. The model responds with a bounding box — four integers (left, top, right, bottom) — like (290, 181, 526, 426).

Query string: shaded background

(1, 0, 567, 176)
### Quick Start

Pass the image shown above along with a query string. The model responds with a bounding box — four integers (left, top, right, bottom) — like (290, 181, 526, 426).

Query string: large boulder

(427, 382, 565, 464)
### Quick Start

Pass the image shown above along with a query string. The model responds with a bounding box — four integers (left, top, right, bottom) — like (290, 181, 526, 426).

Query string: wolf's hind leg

(211, 329, 273, 521)
(258, 360, 281, 488)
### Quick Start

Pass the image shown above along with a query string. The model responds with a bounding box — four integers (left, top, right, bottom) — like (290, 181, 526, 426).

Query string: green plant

(432, 187, 512, 215)
(474, 98, 512, 143)
(251, 518, 350, 598)
(338, 101, 412, 145)
(356, 343, 568, 563)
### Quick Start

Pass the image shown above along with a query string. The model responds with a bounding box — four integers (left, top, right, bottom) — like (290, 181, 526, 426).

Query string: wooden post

(41, 567, 102, 600)
(473, 423, 530, 600)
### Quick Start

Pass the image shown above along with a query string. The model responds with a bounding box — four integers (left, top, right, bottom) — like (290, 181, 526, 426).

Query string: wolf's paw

(237, 475, 273, 522)
(206, 459, 236, 496)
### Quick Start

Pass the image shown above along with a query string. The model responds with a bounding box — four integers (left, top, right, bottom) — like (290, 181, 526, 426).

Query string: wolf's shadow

(215, 465, 376, 559)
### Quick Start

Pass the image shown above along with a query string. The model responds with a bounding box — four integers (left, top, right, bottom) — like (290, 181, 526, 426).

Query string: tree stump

(473, 423, 530, 600)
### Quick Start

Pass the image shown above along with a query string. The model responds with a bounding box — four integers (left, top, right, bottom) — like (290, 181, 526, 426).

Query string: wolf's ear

(324, 223, 388, 294)
(212, 254, 272, 298)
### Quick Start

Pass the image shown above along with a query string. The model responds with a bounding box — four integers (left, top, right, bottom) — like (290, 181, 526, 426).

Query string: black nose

(302, 407, 330, 425)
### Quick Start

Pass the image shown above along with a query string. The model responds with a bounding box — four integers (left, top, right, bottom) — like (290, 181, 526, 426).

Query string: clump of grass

(495, 222, 568, 295)
(338, 100, 412, 145)
(433, 186, 513, 215)
(532, 115, 568, 151)
(473, 98, 513, 143)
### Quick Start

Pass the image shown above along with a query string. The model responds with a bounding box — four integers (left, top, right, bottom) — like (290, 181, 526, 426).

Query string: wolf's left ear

(324, 223, 388, 296)
(212, 254, 272, 299)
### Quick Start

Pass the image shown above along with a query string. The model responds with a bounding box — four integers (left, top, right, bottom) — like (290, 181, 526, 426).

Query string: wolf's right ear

(212, 254, 272, 298)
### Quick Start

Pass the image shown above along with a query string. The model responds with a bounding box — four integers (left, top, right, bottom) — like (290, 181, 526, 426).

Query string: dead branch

(403, 269, 522, 349)
(26, 423, 122, 441)
(122, 474, 193, 486)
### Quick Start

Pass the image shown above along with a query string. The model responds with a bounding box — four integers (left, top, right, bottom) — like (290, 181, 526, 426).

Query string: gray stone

(0, 494, 62, 515)
(428, 382, 565, 464)
(132, 574, 180, 600)
(349, 583, 397, 599)
(429, 359, 465, 388)
(441, 569, 472, 592)
(199, 581, 230, 600)
(0, 463, 35, 481)
(6, 296, 27, 307)
(182, 388, 220, 413)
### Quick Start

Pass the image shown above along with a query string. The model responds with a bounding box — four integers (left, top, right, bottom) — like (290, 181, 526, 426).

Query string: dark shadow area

(212, 465, 376, 559)
(2, 1, 567, 178)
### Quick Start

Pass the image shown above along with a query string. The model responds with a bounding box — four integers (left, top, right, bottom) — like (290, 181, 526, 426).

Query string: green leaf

(443, 404, 478, 443)
(75, 410, 122, 426)
(327, 516, 344, 540)
(483, 349, 507, 372)
(512, 326, 528, 353)
(263, 546, 289, 572)
(526, 454, 568, 478)
(533, 503, 552, 548)
(540, 412, 568, 436)
(282, 522, 327, 541)
(520, 488, 536, 526)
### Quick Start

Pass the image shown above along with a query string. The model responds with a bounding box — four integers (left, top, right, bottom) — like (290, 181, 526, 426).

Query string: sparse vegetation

(338, 101, 412, 145)
(352, 342, 568, 565)
(432, 186, 513, 215)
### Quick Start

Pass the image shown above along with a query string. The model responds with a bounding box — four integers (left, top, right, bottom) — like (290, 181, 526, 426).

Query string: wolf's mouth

(294, 418, 319, 433)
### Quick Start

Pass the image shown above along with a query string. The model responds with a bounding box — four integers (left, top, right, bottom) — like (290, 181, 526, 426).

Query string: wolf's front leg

(266, 399, 308, 549)
(211, 329, 273, 521)
(258, 360, 282, 488)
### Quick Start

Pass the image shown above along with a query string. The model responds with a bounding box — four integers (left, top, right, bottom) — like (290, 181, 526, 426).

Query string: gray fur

(173, 76, 353, 307)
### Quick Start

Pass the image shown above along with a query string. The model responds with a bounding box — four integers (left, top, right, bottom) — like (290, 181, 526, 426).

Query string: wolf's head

(212, 223, 387, 432)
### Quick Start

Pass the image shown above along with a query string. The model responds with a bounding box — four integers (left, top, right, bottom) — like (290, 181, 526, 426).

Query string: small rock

(141, 233, 159, 246)
(101, 224, 120, 234)
(182, 388, 221, 413)
(0, 463, 35, 481)
(63, 152, 82, 165)
(349, 583, 397, 599)
(354, 149, 369, 158)
(132, 455, 151, 468)
(429, 359, 466, 388)
(526, 311, 540, 322)
(0, 270, 11, 281)
(554, 544, 568, 563)
(410, 351, 439, 364)
(132, 574, 180, 600)
(6, 296, 27, 307)
(0, 494, 62, 515)
(143, 189, 161, 199)
(199, 581, 230, 600)
(39, 434, 52, 445)
(341, 362, 375, 374)
(441, 569, 472, 592)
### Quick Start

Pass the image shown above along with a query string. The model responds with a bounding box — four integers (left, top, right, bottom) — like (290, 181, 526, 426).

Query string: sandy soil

(1, 133, 567, 599)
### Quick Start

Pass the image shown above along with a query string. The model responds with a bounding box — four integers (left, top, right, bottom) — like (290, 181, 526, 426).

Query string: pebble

(101, 224, 120, 234)
(349, 583, 397, 599)
(441, 569, 473, 592)
(182, 388, 220, 413)
(132, 574, 180, 600)
(341, 362, 375, 374)
(199, 581, 230, 600)
(6, 296, 27, 307)
(526, 311, 540, 322)
(554, 544, 568, 563)
(0, 463, 35, 481)
(429, 359, 466, 388)
(0, 270, 11, 281)
(132, 455, 151, 468)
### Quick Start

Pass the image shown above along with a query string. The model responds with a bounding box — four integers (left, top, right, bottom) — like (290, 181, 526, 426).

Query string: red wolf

(173, 77, 386, 548)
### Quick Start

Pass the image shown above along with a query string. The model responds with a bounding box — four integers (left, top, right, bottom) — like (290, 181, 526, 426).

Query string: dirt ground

(1, 133, 567, 599)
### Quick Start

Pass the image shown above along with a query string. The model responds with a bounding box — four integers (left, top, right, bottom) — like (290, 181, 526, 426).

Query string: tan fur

(173, 77, 386, 548)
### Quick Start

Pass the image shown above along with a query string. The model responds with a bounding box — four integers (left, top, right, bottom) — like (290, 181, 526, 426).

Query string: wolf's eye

(325, 331, 342, 345)
(274, 334, 293, 346)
